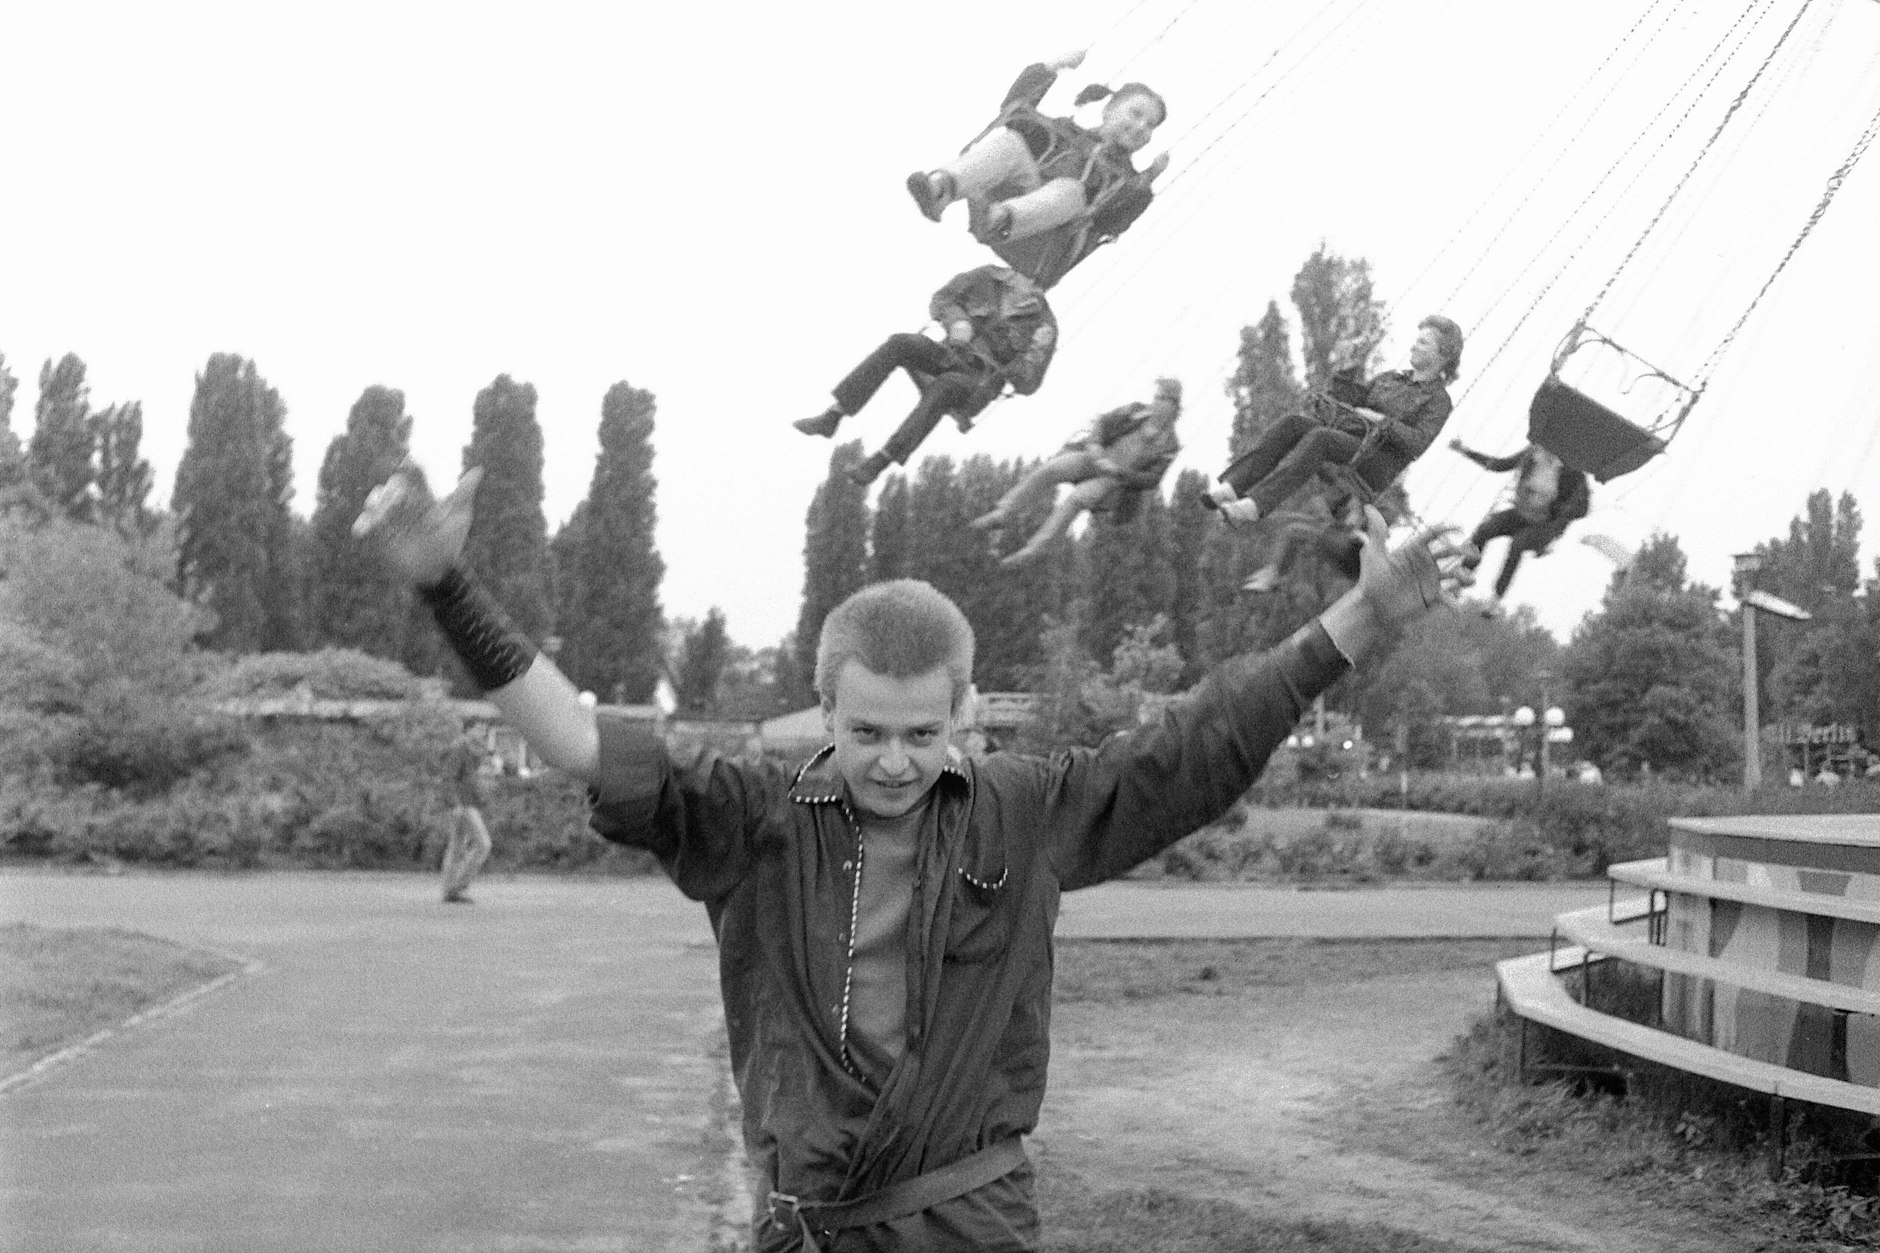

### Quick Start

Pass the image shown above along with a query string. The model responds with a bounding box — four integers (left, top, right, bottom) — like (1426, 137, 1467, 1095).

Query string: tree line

(4, 238, 1876, 777)
(0, 351, 670, 709)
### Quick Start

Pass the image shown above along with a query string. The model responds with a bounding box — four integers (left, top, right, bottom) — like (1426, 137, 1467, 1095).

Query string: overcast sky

(6, 0, 1879, 654)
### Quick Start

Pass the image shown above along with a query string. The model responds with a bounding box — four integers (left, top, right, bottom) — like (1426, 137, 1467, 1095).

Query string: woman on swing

(904, 49, 1169, 253)
(1203, 315, 1464, 526)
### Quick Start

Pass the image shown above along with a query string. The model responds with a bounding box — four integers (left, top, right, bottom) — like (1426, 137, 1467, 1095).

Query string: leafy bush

(0, 519, 208, 697)
(201, 648, 437, 703)
(38, 694, 249, 798)
(0, 709, 659, 875)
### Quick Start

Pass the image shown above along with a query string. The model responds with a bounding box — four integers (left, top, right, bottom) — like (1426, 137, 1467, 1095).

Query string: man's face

(823, 660, 957, 820)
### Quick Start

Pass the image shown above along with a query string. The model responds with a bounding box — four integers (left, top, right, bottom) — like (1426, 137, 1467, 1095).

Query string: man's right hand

(354, 463, 484, 588)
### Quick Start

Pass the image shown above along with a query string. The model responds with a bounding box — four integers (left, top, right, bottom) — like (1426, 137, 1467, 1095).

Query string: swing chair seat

(1527, 375, 1666, 484)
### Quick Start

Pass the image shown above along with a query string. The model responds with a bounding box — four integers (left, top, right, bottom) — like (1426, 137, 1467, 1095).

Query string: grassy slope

(0, 922, 242, 1076)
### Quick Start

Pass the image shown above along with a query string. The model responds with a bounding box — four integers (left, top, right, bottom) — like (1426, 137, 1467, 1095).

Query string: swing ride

(789, 0, 1880, 612)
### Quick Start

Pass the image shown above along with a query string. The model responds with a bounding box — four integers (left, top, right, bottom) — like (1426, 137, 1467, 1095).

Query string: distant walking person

(441, 730, 493, 903)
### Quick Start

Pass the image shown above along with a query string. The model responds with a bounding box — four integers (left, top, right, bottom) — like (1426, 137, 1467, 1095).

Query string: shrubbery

(1, 712, 659, 874)
(201, 648, 440, 703)
(1133, 773, 1880, 884)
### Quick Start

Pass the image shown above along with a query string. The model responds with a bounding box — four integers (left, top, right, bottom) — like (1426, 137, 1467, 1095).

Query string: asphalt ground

(0, 870, 1611, 1252)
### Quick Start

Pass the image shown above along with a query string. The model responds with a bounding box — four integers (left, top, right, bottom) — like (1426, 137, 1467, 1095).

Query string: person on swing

(1203, 316, 1464, 526)
(1450, 437, 1591, 599)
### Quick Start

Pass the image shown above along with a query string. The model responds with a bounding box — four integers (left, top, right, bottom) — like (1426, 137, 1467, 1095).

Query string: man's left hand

(1355, 505, 1473, 617)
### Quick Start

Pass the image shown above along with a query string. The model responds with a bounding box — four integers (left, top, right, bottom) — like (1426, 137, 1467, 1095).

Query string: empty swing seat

(1527, 375, 1667, 483)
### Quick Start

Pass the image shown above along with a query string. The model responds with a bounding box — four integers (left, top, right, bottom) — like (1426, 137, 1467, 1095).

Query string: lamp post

(1733, 553, 1763, 791)
(1731, 552, 1813, 791)
(1513, 704, 1535, 779)
(1514, 669, 1564, 801)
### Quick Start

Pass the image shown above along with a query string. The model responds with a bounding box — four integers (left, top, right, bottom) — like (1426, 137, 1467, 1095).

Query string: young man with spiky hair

(357, 465, 1470, 1252)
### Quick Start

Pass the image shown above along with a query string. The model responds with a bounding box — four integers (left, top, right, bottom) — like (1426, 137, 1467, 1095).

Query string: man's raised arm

(354, 465, 600, 782)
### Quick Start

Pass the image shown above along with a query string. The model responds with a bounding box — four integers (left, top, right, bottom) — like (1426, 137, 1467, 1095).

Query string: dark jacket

(995, 63, 1152, 209)
(585, 622, 1350, 1251)
(1460, 444, 1591, 536)
(928, 266, 1059, 401)
(968, 64, 1160, 290)
(1326, 367, 1453, 488)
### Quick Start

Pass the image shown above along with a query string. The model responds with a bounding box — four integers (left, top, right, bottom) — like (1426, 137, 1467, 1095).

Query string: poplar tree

(951, 453, 1059, 691)
(173, 353, 299, 653)
(461, 375, 553, 647)
(1289, 243, 1387, 390)
(92, 402, 154, 534)
(0, 353, 23, 490)
(868, 473, 911, 583)
(1165, 468, 1213, 682)
(793, 440, 870, 701)
(1226, 302, 1303, 459)
(1079, 486, 1176, 666)
(567, 382, 664, 703)
(549, 499, 589, 648)
(29, 353, 95, 520)
(676, 607, 731, 714)
(307, 386, 414, 655)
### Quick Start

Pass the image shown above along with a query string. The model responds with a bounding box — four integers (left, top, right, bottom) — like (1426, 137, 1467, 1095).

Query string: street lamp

(1733, 553, 1764, 791)
(1732, 552, 1810, 791)
(1512, 705, 1536, 780)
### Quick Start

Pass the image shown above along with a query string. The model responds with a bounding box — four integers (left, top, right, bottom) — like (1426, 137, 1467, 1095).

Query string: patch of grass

(1038, 1181, 1471, 1253)
(1446, 1000, 1880, 1249)
(0, 922, 243, 1075)
(1052, 936, 1539, 1004)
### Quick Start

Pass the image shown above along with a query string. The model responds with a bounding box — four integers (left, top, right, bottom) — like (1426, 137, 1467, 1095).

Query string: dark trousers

(833, 333, 984, 465)
(1469, 509, 1537, 598)
(1220, 413, 1366, 514)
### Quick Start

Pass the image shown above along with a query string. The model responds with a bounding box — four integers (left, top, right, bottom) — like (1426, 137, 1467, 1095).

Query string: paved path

(0, 870, 1605, 1252)
(0, 872, 727, 1253)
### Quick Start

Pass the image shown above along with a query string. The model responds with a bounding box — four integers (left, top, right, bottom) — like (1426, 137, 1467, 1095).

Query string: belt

(767, 1137, 1025, 1252)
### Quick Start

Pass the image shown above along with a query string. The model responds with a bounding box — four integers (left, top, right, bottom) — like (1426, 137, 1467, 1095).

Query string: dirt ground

(1031, 938, 1761, 1253)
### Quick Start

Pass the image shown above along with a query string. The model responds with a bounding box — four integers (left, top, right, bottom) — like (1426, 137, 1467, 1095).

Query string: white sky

(6, 0, 1879, 651)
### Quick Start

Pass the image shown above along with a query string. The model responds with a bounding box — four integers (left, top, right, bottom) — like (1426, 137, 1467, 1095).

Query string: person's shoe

(793, 407, 842, 438)
(906, 171, 950, 222)
(1241, 565, 1281, 593)
(1220, 497, 1262, 526)
(1200, 480, 1238, 511)
(847, 451, 892, 488)
(951, 411, 975, 434)
(443, 891, 472, 904)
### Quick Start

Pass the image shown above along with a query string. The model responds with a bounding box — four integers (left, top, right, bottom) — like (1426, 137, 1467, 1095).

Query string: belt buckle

(767, 1189, 824, 1238)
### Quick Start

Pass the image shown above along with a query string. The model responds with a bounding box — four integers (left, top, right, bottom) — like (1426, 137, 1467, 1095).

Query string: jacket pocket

(944, 867, 1011, 964)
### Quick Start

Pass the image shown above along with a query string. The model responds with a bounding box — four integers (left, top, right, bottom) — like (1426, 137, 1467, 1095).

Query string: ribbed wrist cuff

(420, 566, 539, 692)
